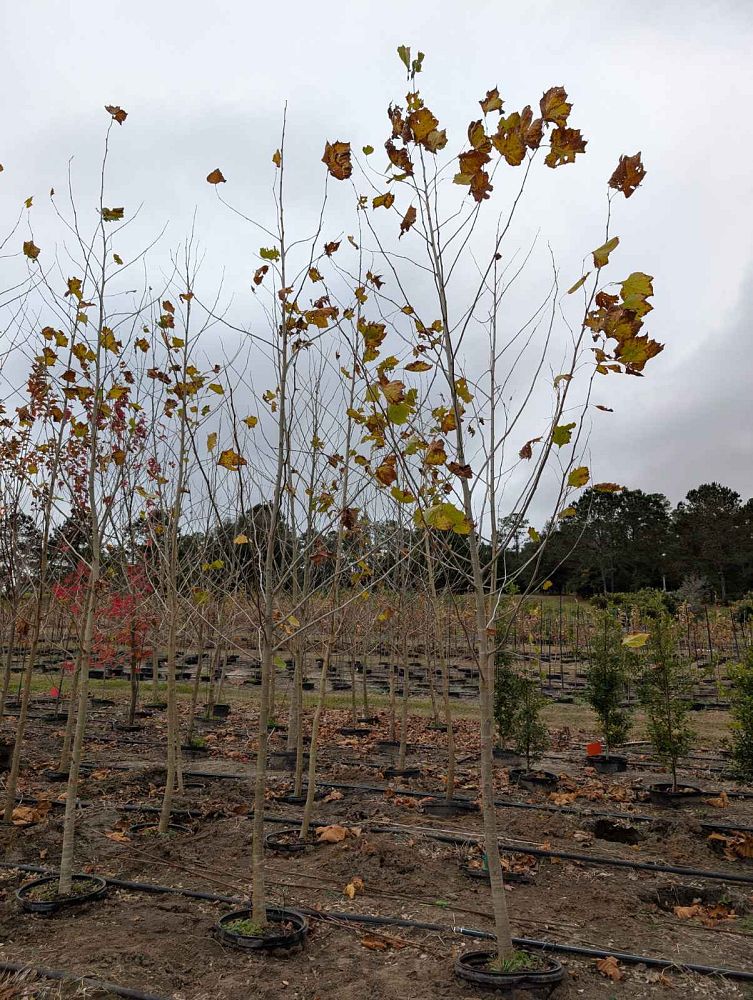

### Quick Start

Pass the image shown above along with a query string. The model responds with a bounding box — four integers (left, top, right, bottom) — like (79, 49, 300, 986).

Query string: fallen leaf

(595, 956, 624, 982)
(317, 824, 348, 844)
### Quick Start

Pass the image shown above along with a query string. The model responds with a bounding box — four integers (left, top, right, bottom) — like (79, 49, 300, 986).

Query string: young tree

(586, 609, 633, 754)
(325, 49, 662, 967)
(638, 613, 694, 791)
(729, 648, 753, 780)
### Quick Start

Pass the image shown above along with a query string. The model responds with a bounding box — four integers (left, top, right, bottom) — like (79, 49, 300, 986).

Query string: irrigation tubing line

(176, 770, 753, 836)
(0, 959, 168, 1000)
(2, 862, 752, 983)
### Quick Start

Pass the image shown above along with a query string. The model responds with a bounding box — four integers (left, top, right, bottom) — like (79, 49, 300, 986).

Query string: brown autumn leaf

(545, 127, 587, 168)
(105, 830, 131, 844)
(324, 240, 340, 256)
(480, 87, 504, 114)
(519, 436, 541, 460)
(673, 903, 703, 920)
(593, 482, 624, 493)
(360, 935, 389, 951)
(448, 461, 472, 479)
(385, 139, 414, 175)
(23, 240, 41, 260)
(539, 86, 571, 127)
(373, 192, 395, 210)
(206, 168, 226, 185)
(400, 205, 417, 238)
(706, 792, 730, 810)
(340, 508, 359, 530)
(375, 454, 398, 487)
(12, 802, 50, 827)
(344, 876, 364, 899)
(105, 104, 128, 124)
(608, 152, 646, 199)
(322, 140, 352, 181)
(323, 789, 344, 803)
(595, 956, 624, 982)
(317, 824, 349, 844)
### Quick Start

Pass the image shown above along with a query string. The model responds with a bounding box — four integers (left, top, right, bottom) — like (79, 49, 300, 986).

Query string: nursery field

(2, 687, 753, 999)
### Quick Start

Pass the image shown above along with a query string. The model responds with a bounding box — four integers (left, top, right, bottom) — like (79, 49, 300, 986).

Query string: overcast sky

(2, 0, 752, 520)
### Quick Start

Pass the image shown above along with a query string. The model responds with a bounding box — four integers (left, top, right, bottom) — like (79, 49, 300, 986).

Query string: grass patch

(487, 949, 546, 974)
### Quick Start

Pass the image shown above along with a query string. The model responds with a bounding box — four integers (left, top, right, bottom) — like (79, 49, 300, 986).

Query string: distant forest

(4, 482, 751, 607)
(519, 481, 753, 601)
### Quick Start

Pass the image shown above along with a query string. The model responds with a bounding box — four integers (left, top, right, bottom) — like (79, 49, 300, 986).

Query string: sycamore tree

(315, 48, 662, 964)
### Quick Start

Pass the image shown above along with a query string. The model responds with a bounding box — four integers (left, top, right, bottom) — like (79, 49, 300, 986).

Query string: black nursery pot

(509, 768, 559, 790)
(215, 907, 308, 953)
(339, 726, 372, 737)
(264, 828, 316, 854)
(422, 797, 479, 819)
(648, 782, 704, 807)
(129, 821, 191, 837)
(358, 716, 379, 726)
(90, 697, 116, 708)
(454, 950, 564, 996)
(383, 765, 421, 779)
(0, 742, 13, 771)
(16, 874, 109, 915)
(114, 722, 143, 734)
(41, 769, 70, 783)
(588, 753, 628, 775)
(268, 750, 309, 772)
(493, 748, 523, 766)
(205, 703, 231, 719)
(181, 743, 209, 758)
(460, 861, 536, 885)
(145, 702, 168, 711)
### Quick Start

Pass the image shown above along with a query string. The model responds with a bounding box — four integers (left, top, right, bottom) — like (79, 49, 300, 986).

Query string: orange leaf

(595, 956, 624, 982)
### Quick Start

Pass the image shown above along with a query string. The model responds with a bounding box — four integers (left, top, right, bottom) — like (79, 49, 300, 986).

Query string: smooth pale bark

(57, 580, 97, 894)
(0, 620, 16, 719)
(57, 650, 83, 775)
(187, 623, 206, 742)
(299, 650, 329, 840)
(250, 638, 272, 924)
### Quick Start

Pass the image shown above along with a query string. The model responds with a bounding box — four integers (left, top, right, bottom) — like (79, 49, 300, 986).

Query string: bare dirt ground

(2, 694, 753, 1000)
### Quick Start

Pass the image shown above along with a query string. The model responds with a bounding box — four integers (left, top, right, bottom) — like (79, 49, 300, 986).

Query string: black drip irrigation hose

(2, 861, 752, 983)
(0, 958, 168, 1000)
(354, 819, 753, 886)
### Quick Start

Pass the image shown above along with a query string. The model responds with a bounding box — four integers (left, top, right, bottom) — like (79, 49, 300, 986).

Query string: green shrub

(586, 610, 633, 753)
(729, 649, 753, 780)
(638, 613, 694, 790)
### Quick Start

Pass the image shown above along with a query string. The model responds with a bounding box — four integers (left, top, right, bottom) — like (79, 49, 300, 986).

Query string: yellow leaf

(206, 432, 217, 452)
(218, 448, 246, 471)
(234, 533, 249, 545)
(542, 580, 553, 591)
(622, 632, 650, 648)
(567, 466, 589, 488)
(100, 327, 119, 353)
(242, 415, 258, 428)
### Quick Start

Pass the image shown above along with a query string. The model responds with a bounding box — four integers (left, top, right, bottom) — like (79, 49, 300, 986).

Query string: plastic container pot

(16, 874, 108, 915)
(454, 949, 564, 996)
(215, 907, 308, 953)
